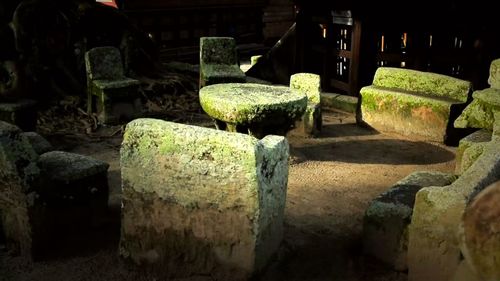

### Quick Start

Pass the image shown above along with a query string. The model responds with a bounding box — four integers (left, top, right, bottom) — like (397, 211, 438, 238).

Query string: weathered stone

(0, 121, 40, 258)
(290, 73, 321, 105)
(289, 103, 321, 137)
(363, 171, 456, 271)
(85, 46, 142, 124)
(199, 83, 307, 138)
(459, 181, 500, 281)
(0, 99, 37, 131)
(246, 76, 273, 85)
(455, 129, 491, 174)
(454, 88, 500, 130)
(320, 92, 358, 113)
(120, 119, 289, 280)
(199, 37, 246, 88)
(494, 111, 500, 141)
(488, 58, 500, 89)
(372, 67, 470, 102)
(408, 140, 500, 281)
(38, 151, 109, 206)
(20, 132, 53, 155)
(251, 55, 262, 66)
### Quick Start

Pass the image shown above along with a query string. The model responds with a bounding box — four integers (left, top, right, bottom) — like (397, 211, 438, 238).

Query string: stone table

(199, 83, 307, 138)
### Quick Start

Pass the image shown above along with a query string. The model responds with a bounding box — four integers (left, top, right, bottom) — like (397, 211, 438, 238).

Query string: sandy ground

(0, 110, 456, 281)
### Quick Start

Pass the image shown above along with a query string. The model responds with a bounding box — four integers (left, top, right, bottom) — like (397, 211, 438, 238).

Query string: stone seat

(120, 118, 289, 280)
(360, 67, 471, 142)
(85, 46, 142, 125)
(289, 73, 322, 137)
(454, 88, 500, 130)
(199, 37, 246, 88)
(0, 99, 37, 131)
(363, 171, 456, 271)
(199, 83, 307, 138)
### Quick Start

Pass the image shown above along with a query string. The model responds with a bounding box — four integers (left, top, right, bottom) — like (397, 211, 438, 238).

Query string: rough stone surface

(494, 111, 500, 141)
(363, 171, 456, 271)
(85, 46, 142, 124)
(0, 99, 37, 131)
(408, 140, 500, 281)
(38, 151, 109, 183)
(360, 86, 461, 142)
(0, 121, 40, 257)
(455, 129, 491, 174)
(321, 92, 358, 113)
(199, 37, 246, 88)
(372, 67, 471, 102)
(200, 83, 307, 138)
(246, 76, 273, 85)
(119, 119, 289, 280)
(460, 181, 500, 281)
(488, 58, 500, 89)
(454, 88, 500, 130)
(20, 132, 53, 155)
(290, 73, 321, 105)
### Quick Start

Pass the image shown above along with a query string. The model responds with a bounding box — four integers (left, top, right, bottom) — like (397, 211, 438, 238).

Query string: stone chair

(120, 118, 289, 280)
(199, 37, 246, 88)
(85, 46, 142, 124)
(289, 73, 322, 137)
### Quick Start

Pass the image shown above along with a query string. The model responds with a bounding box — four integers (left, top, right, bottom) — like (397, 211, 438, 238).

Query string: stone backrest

(373, 67, 471, 103)
(85, 46, 125, 81)
(488, 58, 500, 89)
(200, 37, 238, 65)
(290, 73, 321, 105)
(120, 118, 289, 278)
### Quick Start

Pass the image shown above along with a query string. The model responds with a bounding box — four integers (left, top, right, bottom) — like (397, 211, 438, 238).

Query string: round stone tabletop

(199, 83, 307, 125)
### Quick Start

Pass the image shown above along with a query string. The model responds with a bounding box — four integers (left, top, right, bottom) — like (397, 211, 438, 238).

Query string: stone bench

(199, 37, 246, 88)
(408, 131, 500, 281)
(363, 171, 456, 271)
(0, 99, 37, 131)
(120, 119, 289, 280)
(360, 67, 471, 142)
(0, 121, 110, 259)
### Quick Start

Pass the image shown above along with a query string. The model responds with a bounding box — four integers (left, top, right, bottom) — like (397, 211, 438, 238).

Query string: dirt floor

(0, 109, 456, 281)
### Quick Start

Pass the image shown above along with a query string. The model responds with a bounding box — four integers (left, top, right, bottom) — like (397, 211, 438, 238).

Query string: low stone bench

(120, 119, 289, 280)
(360, 67, 471, 142)
(289, 73, 322, 137)
(199, 83, 307, 138)
(0, 121, 110, 259)
(0, 99, 37, 131)
(199, 37, 246, 88)
(363, 171, 456, 271)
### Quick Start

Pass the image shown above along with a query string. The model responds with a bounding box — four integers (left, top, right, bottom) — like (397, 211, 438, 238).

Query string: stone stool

(289, 73, 322, 137)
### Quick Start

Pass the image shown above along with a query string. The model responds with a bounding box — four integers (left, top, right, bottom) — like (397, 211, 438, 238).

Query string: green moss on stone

(373, 67, 471, 102)
(200, 64, 246, 86)
(460, 144, 487, 174)
(454, 99, 499, 130)
(85, 46, 125, 80)
(200, 37, 238, 65)
(455, 130, 492, 174)
(290, 73, 321, 105)
(199, 83, 307, 125)
(488, 58, 500, 89)
(320, 93, 358, 113)
(251, 55, 262, 66)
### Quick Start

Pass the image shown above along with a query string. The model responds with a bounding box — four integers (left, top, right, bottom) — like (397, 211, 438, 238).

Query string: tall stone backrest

(289, 73, 322, 136)
(488, 58, 500, 89)
(85, 46, 141, 124)
(119, 119, 289, 280)
(199, 37, 246, 88)
(0, 121, 40, 258)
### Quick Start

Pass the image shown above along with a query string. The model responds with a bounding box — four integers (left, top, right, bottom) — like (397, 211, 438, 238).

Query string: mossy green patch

(373, 67, 471, 102)
(290, 73, 321, 105)
(488, 58, 500, 89)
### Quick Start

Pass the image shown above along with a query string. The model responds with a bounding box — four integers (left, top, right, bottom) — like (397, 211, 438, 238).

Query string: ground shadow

(319, 123, 380, 138)
(296, 139, 455, 165)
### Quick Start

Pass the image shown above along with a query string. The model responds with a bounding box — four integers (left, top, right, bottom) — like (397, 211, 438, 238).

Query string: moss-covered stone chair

(85, 46, 142, 124)
(289, 73, 322, 137)
(199, 37, 246, 88)
(360, 67, 471, 142)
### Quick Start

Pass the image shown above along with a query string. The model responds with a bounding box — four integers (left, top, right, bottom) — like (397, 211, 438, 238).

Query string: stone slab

(455, 129, 491, 174)
(321, 92, 358, 113)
